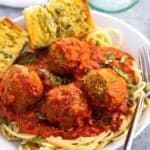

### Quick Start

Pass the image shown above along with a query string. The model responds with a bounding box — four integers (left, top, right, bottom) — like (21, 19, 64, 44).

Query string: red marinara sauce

(0, 38, 136, 139)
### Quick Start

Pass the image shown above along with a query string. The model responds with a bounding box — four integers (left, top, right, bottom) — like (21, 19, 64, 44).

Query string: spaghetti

(86, 27, 123, 48)
(0, 61, 149, 150)
(0, 0, 149, 150)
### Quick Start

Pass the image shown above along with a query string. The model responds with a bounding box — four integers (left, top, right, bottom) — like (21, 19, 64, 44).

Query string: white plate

(0, 10, 150, 150)
(0, 0, 47, 8)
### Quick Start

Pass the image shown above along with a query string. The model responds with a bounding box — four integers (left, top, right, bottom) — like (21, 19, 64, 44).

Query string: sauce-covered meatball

(0, 65, 43, 112)
(45, 84, 91, 129)
(49, 37, 90, 76)
(82, 69, 128, 111)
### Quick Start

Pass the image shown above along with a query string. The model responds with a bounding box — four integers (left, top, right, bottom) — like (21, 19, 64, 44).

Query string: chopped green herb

(100, 59, 113, 67)
(40, 69, 71, 86)
(57, 76, 71, 85)
(79, 7, 84, 13)
(55, 8, 64, 15)
(128, 90, 134, 107)
(0, 118, 9, 125)
(128, 84, 137, 90)
(128, 90, 133, 98)
(120, 55, 128, 64)
(113, 66, 132, 83)
(31, 136, 42, 143)
(100, 53, 114, 67)
(105, 53, 114, 60)
(128, 98, 134, 107)
(40, 69, 51, 78)
(96, 40, 100, 47)
(65, 24, 71, 29)
(3, 53, 12, 59)
(35, 112, 46, 120)
(40, 69, 57, 86)
(18, 54, 37, 65)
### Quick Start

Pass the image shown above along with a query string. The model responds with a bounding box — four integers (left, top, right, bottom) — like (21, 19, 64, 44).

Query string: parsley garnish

(40, 69, 58, 86)
(128, 98, 134, 107)
(3, 53, 12, 59)
(100, 59, 113, 67)
(35, 112, 46, 120)
(105, 53, 114, 60)
(40, 69, 71, 86)
(120, 55, 128, 64)
(100, 53, 114, 67)
(128, 84, 137, 90)
(31, 136, 42, 143)
(113, 66, 132, 83)
(57, 76, 71, 85)
(0, 118, 9, 125)
(96, 40, 100, 47)
(55, 8, 64, 15)
(18, 54, 37, 65)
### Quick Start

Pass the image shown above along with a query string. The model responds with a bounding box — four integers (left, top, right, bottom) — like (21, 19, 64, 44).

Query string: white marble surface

(0, 0, 150, 149)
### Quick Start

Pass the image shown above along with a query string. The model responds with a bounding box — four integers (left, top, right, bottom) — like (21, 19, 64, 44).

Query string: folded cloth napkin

(0, 0, 48, 8)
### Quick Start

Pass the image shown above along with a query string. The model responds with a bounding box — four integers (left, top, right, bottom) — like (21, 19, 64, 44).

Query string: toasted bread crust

(23, 6, 57, 49)
(0, 17, 25, 33)
(75, 0, 94, 26)
(0, 17, 27, 75)
(23, 7, 35, 49)
(46, 0, 95, 37)
(23, 0, 95, 49)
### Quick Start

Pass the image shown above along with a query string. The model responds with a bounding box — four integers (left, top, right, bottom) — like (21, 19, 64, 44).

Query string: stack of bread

(23, 0, 94, 49)
(0, 17, 27, 75)
(0, 0, 94, 75)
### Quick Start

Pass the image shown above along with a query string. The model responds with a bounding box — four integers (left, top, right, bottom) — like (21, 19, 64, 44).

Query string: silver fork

(123, 47, 150, 150)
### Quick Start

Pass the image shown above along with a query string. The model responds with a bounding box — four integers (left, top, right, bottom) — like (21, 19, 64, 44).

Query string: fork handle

(123, 93, 148, 150)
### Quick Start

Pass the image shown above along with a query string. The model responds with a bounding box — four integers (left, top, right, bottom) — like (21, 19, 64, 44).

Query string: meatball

(49, 37, 90, 76)
(82, 69, 128, 111)
(45, 84, 90, 129)
(0, 65, 43, 112)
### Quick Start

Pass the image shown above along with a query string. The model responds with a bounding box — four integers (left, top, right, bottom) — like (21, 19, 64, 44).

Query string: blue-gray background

(0, 0, 150, 149)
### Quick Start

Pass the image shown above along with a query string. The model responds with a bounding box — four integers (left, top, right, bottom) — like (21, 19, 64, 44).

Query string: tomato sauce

(89, 46, 136, 83)
(0, 101, 124, 139)
(0, 39, 136, 139)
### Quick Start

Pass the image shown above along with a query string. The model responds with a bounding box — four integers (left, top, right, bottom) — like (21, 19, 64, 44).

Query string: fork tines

(138, 47, 150, 82)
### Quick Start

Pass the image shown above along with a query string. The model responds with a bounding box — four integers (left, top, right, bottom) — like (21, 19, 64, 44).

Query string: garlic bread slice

(23, 6, 57, 49)
(46, 0, 95, 38)
(0, 17, 27, 75)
